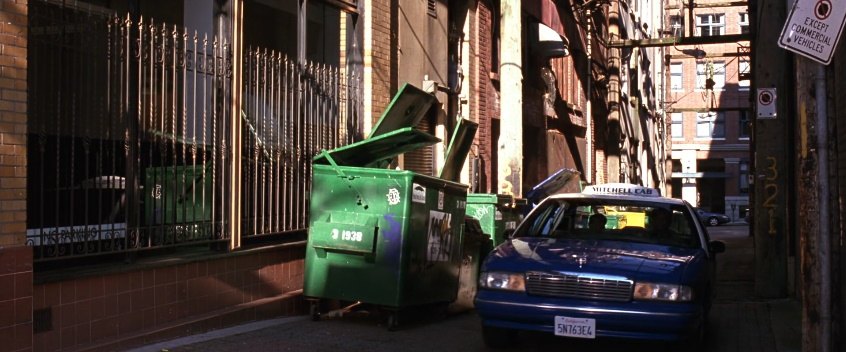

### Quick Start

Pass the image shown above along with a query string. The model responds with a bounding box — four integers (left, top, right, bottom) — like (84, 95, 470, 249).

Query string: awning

(531, 23, 570, 59)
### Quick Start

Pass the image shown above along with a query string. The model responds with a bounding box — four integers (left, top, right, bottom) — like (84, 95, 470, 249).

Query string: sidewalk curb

(127, 316, 309, 352)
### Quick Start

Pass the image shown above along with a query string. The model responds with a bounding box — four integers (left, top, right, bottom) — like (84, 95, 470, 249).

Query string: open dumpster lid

(368, 83, 437, 139)
(313, 127, 440, 168)
(439, 118, 478, 182)
(524, 167, 581, 204)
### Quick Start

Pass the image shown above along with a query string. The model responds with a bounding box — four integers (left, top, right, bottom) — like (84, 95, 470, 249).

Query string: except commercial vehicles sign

(778, 0, 846, 65)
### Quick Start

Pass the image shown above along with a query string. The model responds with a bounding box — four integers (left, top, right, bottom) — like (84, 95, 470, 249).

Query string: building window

(670, 15, 684, 37)
(696, 61, 725, 90)
(697, 14, 725, 36)
(739, 161, 749, 194)
(739, 13, 749, 34)
(739, 110, 750, 138)
(696, 112, 725, 138)
(671, 112, 684, 138)
(670, 63, 683, 91)
(738, 60, 750, 90)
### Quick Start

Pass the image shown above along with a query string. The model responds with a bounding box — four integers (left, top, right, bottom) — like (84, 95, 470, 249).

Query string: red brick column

(0, 1, 32, 351)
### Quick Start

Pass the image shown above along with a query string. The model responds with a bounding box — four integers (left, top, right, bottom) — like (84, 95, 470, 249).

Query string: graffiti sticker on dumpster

(427, 210, 454, 262)
(386, 188, 401, 205)
(412, 183, 426, 203)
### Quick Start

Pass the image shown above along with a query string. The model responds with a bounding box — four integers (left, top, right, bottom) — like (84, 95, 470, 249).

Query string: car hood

(484, 237, 702, 283)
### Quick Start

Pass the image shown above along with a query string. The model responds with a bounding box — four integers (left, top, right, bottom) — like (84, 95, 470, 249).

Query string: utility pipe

(586, 7, 593, 184)
(815, 63, 831, 352)
(498, 0, 524, 198)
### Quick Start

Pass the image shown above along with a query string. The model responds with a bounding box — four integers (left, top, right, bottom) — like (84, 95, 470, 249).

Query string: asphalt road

(132, 224, 800, 352)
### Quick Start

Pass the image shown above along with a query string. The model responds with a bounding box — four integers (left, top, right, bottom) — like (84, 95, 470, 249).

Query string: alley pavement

(130, 224, 801, 352)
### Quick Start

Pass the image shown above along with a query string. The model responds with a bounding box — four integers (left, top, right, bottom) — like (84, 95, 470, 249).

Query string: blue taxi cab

(474, 184, 725, 348)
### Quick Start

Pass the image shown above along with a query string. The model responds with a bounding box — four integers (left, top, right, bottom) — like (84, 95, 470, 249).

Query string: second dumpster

(465, 194, 524, 248)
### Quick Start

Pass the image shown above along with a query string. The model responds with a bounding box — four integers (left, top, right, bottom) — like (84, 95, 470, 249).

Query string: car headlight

(633, 282, 693, 302)
(479, 271, 526, 292)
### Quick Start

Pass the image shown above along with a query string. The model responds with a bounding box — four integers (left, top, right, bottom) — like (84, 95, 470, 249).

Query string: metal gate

(26, 1, 362, 261)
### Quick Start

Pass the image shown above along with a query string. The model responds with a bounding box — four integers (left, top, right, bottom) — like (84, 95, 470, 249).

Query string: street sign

(757, 88, 777, 119)
(778, 0, 846, 65)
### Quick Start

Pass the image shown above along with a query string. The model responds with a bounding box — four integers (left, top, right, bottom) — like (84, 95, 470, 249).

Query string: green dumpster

(144, 164, 213, 243)
(465, 194, 524, 247)
(465, 168, 580, 249)
(144, 164, 213, 223)
(303, 84, 478, 328)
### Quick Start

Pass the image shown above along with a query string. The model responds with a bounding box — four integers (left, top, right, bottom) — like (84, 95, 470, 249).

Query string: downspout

(586, 7, 593, 184)
(816, 63, 831, 352)
(607, 0, 621, 183)
(498, 0, 524, 198)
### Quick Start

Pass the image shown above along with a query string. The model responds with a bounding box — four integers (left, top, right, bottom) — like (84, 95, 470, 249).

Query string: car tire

(481, 325, 517, 349)
(675, 319, 707, 352)
(708, 217, 719, 226)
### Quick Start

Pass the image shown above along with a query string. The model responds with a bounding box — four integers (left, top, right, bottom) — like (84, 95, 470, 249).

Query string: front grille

(525, 271, 634, 302)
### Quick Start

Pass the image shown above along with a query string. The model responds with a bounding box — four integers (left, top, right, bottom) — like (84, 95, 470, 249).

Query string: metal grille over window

(526, 272, 634, 302)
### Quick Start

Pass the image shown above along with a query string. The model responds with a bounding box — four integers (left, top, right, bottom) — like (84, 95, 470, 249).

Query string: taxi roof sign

(582, 183, 661, 197)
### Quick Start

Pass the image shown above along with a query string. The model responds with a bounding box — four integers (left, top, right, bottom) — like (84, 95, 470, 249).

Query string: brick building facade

(664, 0, 751, 219)
(0, 0, 32, 351)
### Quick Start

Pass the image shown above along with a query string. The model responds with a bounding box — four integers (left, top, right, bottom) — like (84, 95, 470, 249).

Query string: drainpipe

(815, 63, 831, 352)
(586, 7, 593, 185)
(607, 0, 621, 183)
(498, 0, 524, 198)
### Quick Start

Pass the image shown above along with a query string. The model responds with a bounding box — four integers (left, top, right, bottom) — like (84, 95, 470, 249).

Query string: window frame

(695, 111, 726, 139)
(670, 62, 684, 91)
(738, 110, 750, 139)
(738, 60, 750, 91)
(670, 15, 684, 37)
(671, 112, 684, 139)
(739, 12, 749, 34)
(696, 13, 725, 37)
(739, 161, 749, 194)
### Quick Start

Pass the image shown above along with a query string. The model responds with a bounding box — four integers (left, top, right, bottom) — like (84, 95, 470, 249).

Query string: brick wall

(33, 245, 305, 351)
(478, 0, 497, 193)
(369, 0, 394, 125)
(0, 1, 32, 351)
(0, 0, 27, 246)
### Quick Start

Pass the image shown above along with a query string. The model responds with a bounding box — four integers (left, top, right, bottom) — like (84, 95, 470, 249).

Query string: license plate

(554, 316, 596, 339)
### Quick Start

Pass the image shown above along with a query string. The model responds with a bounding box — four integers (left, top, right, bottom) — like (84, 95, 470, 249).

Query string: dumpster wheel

(309, 300, 321, 321)
(386, 311, 399, 331)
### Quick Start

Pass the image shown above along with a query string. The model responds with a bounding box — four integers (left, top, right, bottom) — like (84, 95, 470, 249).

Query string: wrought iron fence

(241, 49, 362, 237)
(26, 1, 362, 262)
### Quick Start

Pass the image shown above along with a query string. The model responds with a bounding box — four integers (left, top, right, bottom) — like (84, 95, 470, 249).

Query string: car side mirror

(709, 240, 726, 254)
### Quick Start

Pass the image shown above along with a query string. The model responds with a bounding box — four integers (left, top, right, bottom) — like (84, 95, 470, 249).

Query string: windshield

(514, 198, 702, 248)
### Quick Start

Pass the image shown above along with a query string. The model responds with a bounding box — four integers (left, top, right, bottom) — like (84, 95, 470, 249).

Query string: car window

(514, 198, 702, 248)
(522, 201, 570, 237)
